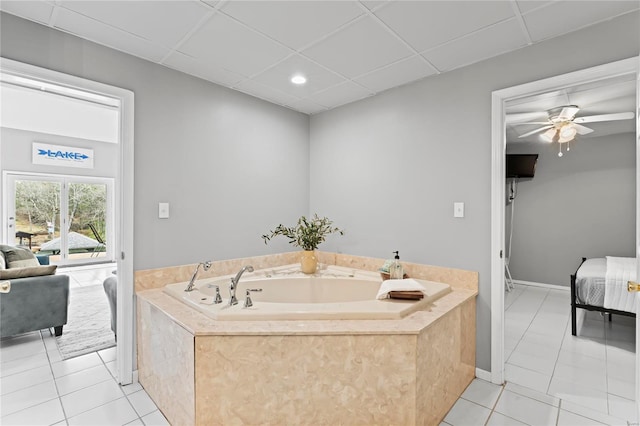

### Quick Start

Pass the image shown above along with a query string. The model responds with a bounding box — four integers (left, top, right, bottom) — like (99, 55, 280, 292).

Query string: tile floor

(1, 262, 169, 425)
(443, 284, 637, 426)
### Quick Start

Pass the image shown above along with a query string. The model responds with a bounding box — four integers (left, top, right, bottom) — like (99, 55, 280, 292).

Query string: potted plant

(262, 214, 344, 274)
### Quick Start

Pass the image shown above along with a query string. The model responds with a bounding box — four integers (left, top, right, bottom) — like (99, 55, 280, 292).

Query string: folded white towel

(376, 278, 427, 300)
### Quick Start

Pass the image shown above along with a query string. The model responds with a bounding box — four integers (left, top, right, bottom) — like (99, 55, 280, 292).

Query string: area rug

(55, 284, 115, 360)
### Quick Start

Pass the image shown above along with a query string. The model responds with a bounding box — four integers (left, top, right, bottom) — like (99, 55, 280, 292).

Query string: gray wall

(310, 12, 639, 371)
(1, 10, 639, 373)
(0, 12, 310, 270)
(506, 133, 636, 286)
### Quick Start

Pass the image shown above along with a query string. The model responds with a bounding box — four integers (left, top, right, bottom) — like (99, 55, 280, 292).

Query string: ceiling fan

(512, 105, 635, 143)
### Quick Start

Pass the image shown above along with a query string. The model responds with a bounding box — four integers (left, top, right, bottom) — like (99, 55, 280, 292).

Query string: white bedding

(603, 256, 637, 313)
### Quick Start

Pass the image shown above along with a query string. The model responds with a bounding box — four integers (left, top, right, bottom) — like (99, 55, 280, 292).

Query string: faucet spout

(229, 265, 254, 305)
(184, 261, 213, 292)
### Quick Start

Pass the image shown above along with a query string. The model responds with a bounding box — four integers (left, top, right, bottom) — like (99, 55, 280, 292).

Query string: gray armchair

(0, 274, 70, 338)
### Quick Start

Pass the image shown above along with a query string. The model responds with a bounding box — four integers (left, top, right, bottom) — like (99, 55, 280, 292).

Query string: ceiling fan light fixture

(559, 123, 577, 141)
(540, 128, 556, 142)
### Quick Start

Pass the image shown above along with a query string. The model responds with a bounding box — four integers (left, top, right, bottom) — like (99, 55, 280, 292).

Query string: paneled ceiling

(1, 0, 638, 115)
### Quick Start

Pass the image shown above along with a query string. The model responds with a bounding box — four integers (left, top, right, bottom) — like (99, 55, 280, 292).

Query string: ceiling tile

(221, 1, 364, 50)
(523, 1, 640, 42)
(59, 0, 210, 48)
(360, 1, 390, 12)
(0, 0, 54, 24)
(178, 12, 291, 77)
(53, 8, 170, 62)
(234, 79, 301, 107)
(286, 99, 327, 115)
(308, 81, 373, 109)
(302, 16, 413, 78)
(514, 1, 555, 14)
(423, 19, 528, 72)
(374, 1, 514, 52)
(251, 54, 346, 98)
(354, 55, 437, 92)
(163, 51, 246, 87)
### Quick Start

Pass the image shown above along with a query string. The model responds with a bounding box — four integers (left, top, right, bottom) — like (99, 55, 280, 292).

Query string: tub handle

(207, 284, 223, 304)
(244, 288, 262, 308)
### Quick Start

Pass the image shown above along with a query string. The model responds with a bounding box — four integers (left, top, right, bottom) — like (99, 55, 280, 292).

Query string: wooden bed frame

(570, 257, 636, 336)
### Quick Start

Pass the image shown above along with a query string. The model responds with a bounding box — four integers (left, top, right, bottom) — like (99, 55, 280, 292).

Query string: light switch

(158, 202, 170, 219)
(454, 202, 464, 218)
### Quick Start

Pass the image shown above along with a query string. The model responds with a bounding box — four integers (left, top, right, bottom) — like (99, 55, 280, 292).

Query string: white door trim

(0, 57, 135, 385)
(490, 56, 639, 385)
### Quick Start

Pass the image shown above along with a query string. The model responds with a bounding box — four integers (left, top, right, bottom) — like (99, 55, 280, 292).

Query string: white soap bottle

(390, 251, 404, 279)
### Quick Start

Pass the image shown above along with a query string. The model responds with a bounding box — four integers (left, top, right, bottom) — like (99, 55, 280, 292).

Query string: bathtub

(163, 264, 451, 320)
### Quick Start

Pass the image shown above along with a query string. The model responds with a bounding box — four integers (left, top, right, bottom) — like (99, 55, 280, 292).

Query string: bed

(570, 256, 637, 336)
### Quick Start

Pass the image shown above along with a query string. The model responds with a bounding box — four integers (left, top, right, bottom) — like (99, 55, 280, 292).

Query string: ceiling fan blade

(574, 112, 635, 123)
(510, 121, 552, 125)
(518, 125, 554, 138)
(558, 106, 580, 120)
(573, 123, 594, 135)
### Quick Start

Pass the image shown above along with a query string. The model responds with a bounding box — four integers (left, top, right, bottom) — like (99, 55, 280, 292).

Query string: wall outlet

(454, 202, 464, 218)
(158, 202, 170, 219)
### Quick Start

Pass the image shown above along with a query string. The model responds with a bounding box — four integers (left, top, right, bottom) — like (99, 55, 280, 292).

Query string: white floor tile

(51, 352, 103, 378)
(443, 398, 491, 426)
(460, 378, 502, 409)
(547, 376, 609, 413)
(125, 419, 145, 426)
(0, 332, 45, 363)
(494, 390, 559, 425)
(105, 360, 117, 378)
(98, 346, 117, 363)
(513, 339, 560, 361)
(561, 400, 628, 426)
(55, 364, 113, 396)
(0, 397, 65, 426)
(561, 336, 607, 360)
(557, 408, 606, 425)
(504, 381, 560, 407)
(127, 389, 158, 417)
(121, 382, 144, 395)
(607, 376, 635, 400)
(504, 363, 551, 394)
(60, 379, 125, 418)
(0, 364, 54, 395)
(141, 409, 170, 426)
(485, 411, 527, 425)
(0, 380, 59, 416)
(507, 349, 558, 375)
(553, 361, 607, 391)
(606, 356, 635, 384)
(0, 351, 50, 378)
(608, 393, 638, 423)
(67, 396, 138, 426)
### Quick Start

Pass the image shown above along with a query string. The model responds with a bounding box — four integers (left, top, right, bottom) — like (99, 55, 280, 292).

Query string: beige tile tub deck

(136, 252, 478, 425)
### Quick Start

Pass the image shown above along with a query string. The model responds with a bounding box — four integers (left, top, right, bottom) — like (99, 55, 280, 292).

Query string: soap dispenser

(390, 251, 404, 279)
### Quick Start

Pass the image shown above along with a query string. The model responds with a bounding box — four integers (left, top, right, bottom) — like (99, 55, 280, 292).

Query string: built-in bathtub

(136, 253, 477, 426)
(163, 265, 451, 320)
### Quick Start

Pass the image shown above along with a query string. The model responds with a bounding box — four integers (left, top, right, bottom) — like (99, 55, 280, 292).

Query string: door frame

(490, 56, 640, 385)
(4, 172, 115, 265)
(0, 57, 135, 385)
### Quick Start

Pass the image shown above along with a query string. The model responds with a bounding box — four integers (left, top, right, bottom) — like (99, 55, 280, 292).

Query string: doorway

(0, 57, 134, 385)
(491, 57, 640, 414)
(5, 173, 115, 266)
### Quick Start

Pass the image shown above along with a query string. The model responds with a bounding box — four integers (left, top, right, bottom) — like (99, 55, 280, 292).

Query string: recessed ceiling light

(291, 74, 307, 85)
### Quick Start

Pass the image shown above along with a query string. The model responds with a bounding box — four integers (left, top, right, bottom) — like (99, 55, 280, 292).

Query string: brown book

(389, 291, 424, 300)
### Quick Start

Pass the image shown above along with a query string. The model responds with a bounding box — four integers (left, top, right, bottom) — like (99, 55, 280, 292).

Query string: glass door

(5, 173, 114, 266)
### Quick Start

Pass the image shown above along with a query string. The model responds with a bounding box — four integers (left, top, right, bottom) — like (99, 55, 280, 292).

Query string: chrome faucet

(184, 261, 212, 292)
(229, 265, 254, 305)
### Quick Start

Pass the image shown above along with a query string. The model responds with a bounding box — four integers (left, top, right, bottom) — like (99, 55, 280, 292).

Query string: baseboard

(475, 368, 492, 382)
(512, 279, 570, 292)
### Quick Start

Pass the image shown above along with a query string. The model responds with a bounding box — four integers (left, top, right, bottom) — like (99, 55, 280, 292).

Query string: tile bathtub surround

(135, 251, 479, 293)
(137, 295, 476, 425)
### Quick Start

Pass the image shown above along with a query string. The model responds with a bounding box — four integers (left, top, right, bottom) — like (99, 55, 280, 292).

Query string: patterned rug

(55, 284, 115, 360)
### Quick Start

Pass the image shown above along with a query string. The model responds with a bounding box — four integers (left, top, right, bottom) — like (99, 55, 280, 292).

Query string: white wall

(309, 12, 639, 371)
(0, 12, 310, 270)
(506, 133, 636, 286)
